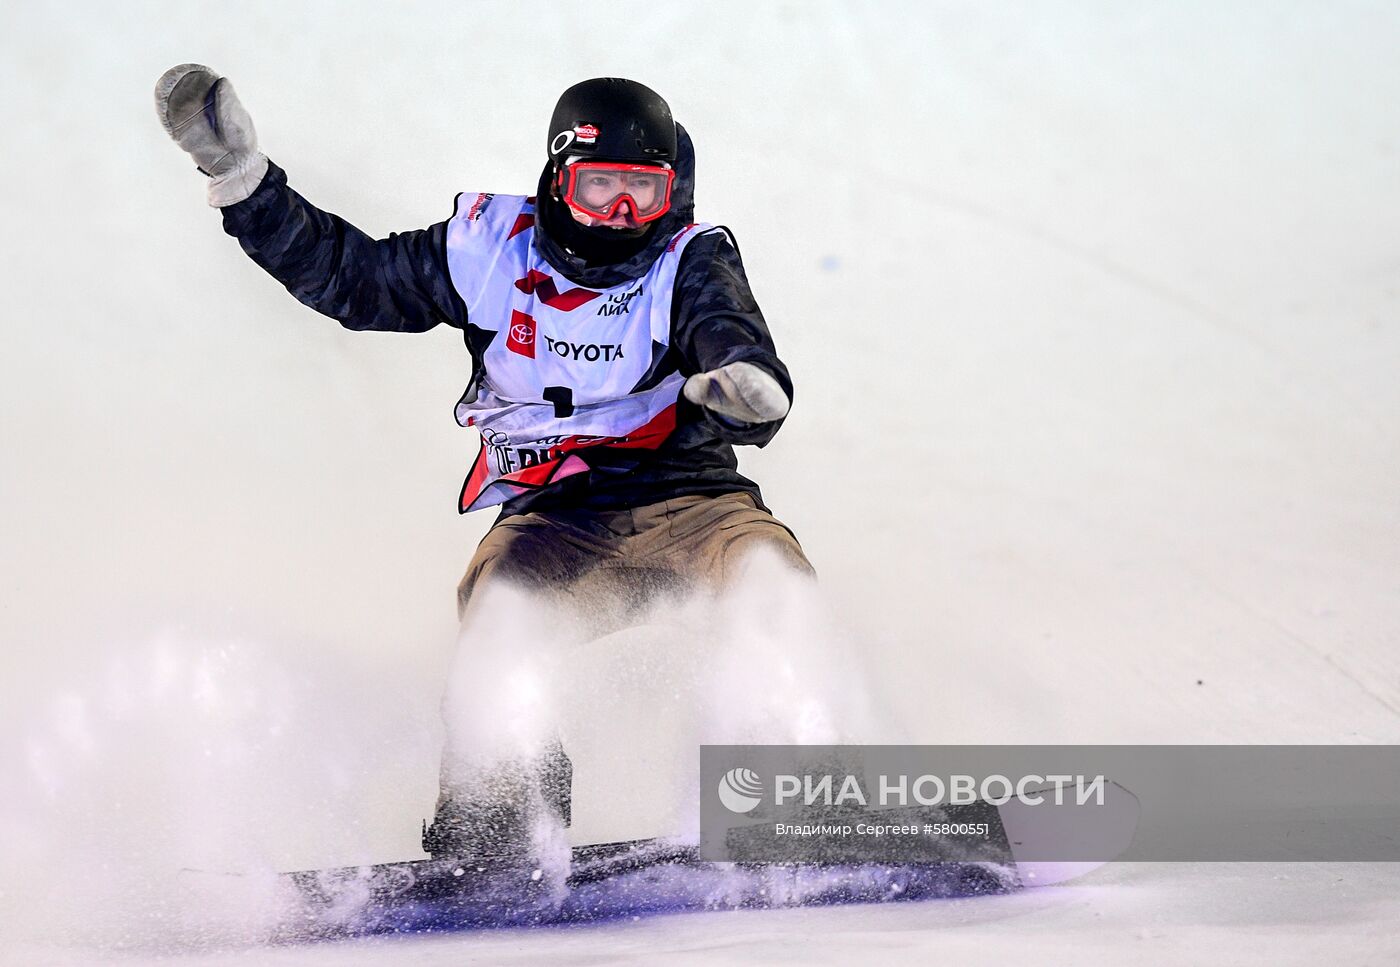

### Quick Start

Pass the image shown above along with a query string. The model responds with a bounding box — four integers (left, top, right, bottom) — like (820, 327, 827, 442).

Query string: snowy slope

(2, 2, 1399, 964)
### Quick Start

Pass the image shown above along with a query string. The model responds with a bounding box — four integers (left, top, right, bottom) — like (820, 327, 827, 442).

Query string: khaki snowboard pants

(455, 491, 813, 622)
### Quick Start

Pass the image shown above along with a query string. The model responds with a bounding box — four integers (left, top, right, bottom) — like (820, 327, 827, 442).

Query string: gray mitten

(154, 64, 269, 207)
(682, 362, 790, 424)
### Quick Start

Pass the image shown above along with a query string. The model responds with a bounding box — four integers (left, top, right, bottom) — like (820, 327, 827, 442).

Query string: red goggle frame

(556, 161, 675, 224)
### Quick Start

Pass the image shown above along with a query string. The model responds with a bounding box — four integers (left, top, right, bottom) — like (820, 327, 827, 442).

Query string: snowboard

(186, 781, 1138, 939)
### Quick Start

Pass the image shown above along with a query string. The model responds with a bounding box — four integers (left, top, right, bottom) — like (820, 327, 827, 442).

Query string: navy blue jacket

(219, 125, 792, 518)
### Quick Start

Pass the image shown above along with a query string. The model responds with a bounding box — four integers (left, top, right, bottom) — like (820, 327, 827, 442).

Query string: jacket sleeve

(671, 231, 794, 447)
(218, 160, 468, 333)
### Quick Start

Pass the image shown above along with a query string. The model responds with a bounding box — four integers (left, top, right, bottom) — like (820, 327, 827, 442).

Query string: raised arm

(155, 64, 466, 334)
(220, 163, 465, 333)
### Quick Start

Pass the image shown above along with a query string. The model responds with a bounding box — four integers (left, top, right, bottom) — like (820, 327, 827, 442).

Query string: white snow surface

(3, 2, 1400, 964)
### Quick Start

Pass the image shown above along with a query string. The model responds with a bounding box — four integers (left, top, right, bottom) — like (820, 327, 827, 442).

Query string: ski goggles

(556, 161, 675, 224)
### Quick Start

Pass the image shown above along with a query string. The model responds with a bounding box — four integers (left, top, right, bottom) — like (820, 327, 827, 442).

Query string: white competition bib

(444, 192, 710, 512)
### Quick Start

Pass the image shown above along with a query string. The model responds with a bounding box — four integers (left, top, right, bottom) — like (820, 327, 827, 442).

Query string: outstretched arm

(673, 232, 794, 446)
(155, 64, 466, 334)
(220, 162, 465, 333)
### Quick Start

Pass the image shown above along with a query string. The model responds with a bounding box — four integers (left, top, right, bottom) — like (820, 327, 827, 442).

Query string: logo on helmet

(574, 123, 599, 144)
(550, 130, 575, 156)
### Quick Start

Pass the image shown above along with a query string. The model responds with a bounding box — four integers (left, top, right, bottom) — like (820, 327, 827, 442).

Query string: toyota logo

(510, 322, 535, 345)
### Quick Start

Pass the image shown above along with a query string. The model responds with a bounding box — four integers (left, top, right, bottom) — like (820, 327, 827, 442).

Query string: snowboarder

(155, 66, 812, 859)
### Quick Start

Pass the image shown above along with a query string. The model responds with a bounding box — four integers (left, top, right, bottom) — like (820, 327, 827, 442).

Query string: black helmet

(547, 78, 676, 165)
